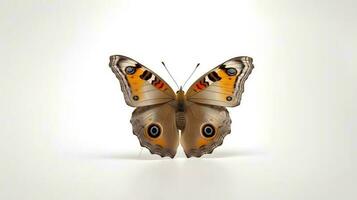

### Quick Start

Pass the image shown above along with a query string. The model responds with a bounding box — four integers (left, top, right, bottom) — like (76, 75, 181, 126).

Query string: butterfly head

(176, 86, 185, 95)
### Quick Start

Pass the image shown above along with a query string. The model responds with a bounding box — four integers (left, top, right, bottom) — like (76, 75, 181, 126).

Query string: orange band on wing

(127, 68, 145, 97)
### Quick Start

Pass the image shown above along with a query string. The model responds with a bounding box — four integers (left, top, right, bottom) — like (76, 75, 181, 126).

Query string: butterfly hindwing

(131, 102, 179, 158)
(186, 56, 254, 107)
(180, 102, 231, 157)
(109, 55, 176, 107)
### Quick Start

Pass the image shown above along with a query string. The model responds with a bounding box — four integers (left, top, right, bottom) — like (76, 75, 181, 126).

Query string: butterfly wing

(109, 55, 176, 107)
(109, 55, 179, 158)
(131, 102, 179, 158)
(180, 102, 231, 157)
(186, 56, 254, 107)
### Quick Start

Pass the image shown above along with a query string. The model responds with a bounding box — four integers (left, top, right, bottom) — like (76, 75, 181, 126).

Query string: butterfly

(108, 55, 254, 158)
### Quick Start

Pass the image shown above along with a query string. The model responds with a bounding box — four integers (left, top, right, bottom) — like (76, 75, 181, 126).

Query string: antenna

(182, 63, 200, 88)
(161, 61, 179, 89)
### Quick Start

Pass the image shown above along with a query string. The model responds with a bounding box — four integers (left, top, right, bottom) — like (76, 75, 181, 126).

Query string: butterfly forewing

(109, 55, 176, 107)
(186, 56, 254, 107)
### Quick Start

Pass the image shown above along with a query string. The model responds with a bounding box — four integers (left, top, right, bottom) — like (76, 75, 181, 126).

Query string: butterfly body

(109, 55, 254, 158)
(175, 88, 186, 130)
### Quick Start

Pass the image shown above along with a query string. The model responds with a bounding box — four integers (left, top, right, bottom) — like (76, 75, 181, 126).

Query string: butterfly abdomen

(175, 112, 185, 130)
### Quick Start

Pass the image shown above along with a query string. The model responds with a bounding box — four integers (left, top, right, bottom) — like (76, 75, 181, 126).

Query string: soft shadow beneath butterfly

(109, 55, 254, 158)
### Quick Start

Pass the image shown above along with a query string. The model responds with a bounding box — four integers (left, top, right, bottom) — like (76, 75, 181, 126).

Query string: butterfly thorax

(176, 88, 186, 112)
(175, 88, 186, 130)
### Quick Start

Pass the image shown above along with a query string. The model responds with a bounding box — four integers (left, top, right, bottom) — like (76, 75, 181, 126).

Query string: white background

(1, 0, 356, 199)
